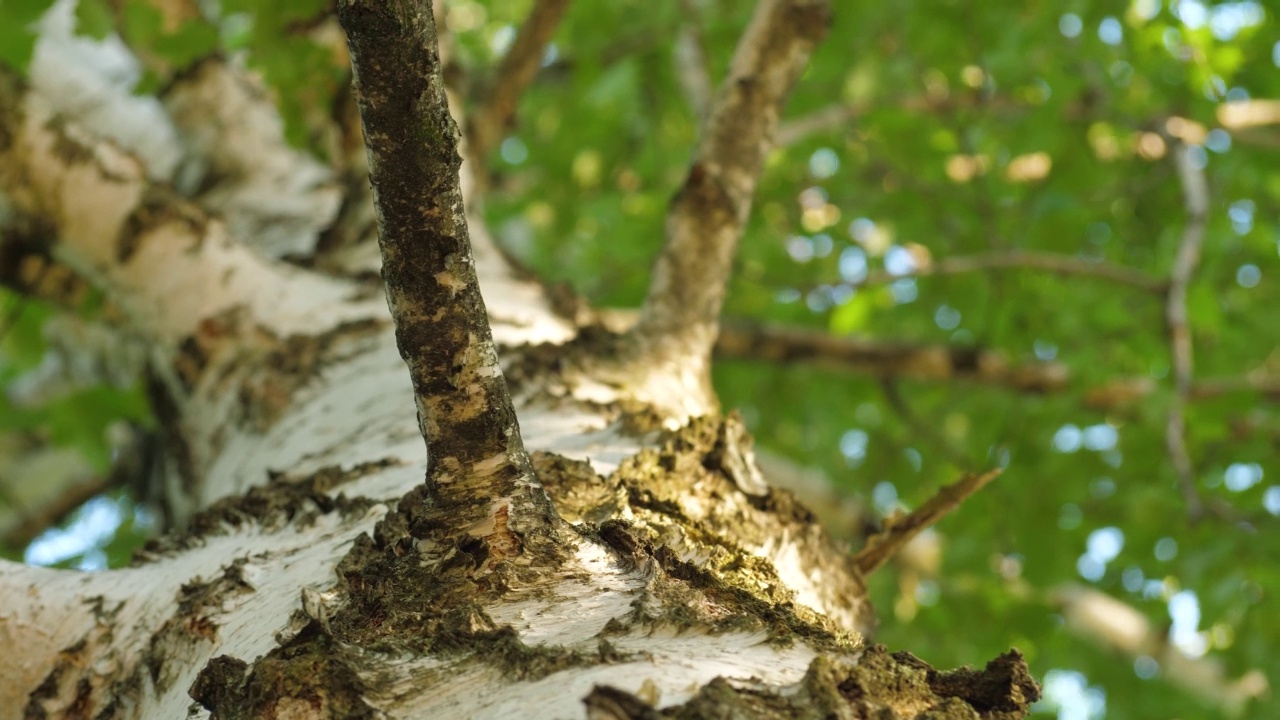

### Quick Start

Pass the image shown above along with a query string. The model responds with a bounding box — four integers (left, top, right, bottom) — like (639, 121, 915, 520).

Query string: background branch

(715, 320, 1280, 411)
(674, 0, 713, 121)
(1053, 585, 1269, 715)
(818, 250, 1167, 294)
(716, 320, 1070, 391)
(854, 469, 1001, 575)
(630, 0, 831, 396)
(776, 102, 860, 146)
(465, 0, 570, 178)
(773, 90, 1109, 149)
(879, 379, 974, 469)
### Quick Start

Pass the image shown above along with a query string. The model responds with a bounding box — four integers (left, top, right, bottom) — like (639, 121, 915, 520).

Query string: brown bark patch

(189, 625, 376, 720)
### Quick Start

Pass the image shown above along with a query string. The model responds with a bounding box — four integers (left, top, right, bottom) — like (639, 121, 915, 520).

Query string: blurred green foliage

(1, 0, 1277, 717)
(0, 289, 153, 564)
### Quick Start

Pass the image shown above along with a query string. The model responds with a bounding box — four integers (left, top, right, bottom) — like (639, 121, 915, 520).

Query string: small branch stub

(854, 469, 1002, 575)
(338, 0, 553, 549)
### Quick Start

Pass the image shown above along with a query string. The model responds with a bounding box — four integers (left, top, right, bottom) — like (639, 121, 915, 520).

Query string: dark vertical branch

(629, 0, 831, 399)
(338, 0, 554, 550)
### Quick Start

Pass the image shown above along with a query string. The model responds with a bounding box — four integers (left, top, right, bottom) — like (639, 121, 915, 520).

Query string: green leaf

(829, 292, 873, 335)
(151, 19, 218, 70)
(1187, 282, 1224, 332)
(0, 294, 51, 371)
(74, 0, 114, 40)
(0, 0, 54, 73)
(119, 0, 163, 48)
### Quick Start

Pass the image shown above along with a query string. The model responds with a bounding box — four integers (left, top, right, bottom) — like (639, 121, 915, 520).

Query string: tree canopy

(1, 1, 1276, 717)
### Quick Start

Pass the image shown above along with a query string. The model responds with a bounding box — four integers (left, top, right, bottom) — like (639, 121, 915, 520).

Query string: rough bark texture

(0, 2, 1038, 719)
(339, 0, 555, 556)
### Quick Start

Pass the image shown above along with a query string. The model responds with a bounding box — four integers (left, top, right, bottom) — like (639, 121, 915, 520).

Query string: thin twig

(854, 468, 1002, 575)
(674, 0, 713, 121)
(879, 379, 974, 470)
(1164, 140, 1209, 520)
(716, 320, 1071, 392)
(1190, 375, 1280, 400)
(710, 317, 1280, 411)
(775, 103, 860, 146)
(823, 250, 1167, 294)
(774, 93, 1055, 148)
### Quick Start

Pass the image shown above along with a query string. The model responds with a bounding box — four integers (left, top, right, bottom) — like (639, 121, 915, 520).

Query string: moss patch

(600, 415, 875, 641)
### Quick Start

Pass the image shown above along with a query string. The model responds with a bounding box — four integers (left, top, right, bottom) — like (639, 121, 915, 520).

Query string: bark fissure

(585, 646, 1038, 719)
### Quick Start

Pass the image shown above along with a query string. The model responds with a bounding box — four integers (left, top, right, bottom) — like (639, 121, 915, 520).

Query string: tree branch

(338, 0, 555, 552)
(716, 320, 1280, 412)
(879, 379, 974, 469)
(1053, 584, 1270, 715)
(1164, 141, 1209, 520)
(821, 250, 1166, 294)
(0, 70, 374, 354)
(716, 320, 1071, 391)
(162, 59, 344, 260)
(854, 469, 1002, 575)
(774, 93, 1050, 148)
(465, 0, 570, 174)
(630, 0, 830, 400)
(1190, 375, 1280, 400)
(776, 102, 861, 146)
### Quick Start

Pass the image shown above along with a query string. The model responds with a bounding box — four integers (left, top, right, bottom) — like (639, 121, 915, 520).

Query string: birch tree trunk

(0, 1, 1038, 718)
